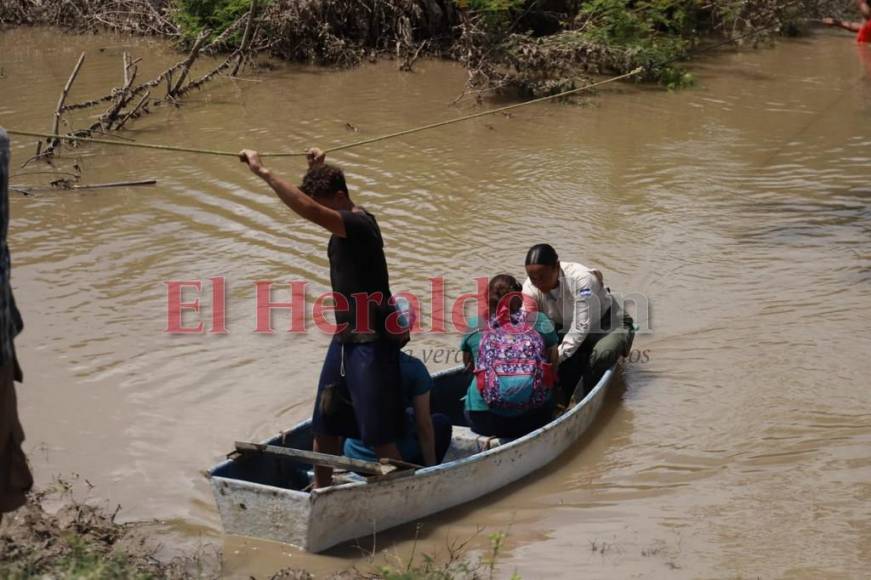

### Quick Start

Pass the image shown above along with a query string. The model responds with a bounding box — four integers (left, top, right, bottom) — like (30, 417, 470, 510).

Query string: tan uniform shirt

(522, 262, 612, 363)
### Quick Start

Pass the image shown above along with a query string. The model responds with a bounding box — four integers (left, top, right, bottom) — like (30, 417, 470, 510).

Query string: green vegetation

(173, 0, 257, 43)
(1, 535, 151, 580)
(1, 0, 835, 93)
(578, 0, 693, 84)
(448, 0, 842, 94)
(377, 531, 519, 580)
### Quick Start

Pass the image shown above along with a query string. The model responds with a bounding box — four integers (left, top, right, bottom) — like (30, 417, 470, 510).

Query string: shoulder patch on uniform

(578, 287, 592, 298)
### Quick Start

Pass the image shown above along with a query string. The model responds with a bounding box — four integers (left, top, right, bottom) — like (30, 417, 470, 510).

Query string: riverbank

(0, 485, 515, 579)
(0, 0, 849, 94)
(0, 485, 218, 579)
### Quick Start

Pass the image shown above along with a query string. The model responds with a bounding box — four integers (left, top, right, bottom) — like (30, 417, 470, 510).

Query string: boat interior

(209, 368, 512, 491)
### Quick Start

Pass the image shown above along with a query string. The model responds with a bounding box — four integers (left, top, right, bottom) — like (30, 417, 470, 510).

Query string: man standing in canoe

(239, 147, 404, 488)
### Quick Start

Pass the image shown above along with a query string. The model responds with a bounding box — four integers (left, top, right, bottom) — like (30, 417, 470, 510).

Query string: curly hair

(488, 274, 523, 314)
(301, 164, 348, 198)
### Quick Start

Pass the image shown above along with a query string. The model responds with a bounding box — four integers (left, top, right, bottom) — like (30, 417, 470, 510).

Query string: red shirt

(857, 20, 871, 43)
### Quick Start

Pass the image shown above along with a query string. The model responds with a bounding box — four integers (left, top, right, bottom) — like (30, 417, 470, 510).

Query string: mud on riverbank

(0, 482, 514, 579)
(0, 484, 221, 579)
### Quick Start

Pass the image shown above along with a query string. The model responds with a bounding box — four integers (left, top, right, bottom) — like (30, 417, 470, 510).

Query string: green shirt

(460, 312, 559, 416)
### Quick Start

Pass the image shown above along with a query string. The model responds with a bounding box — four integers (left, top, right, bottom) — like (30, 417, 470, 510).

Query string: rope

(5, 131, 256, 158)
(5, 68, 642, 159)
(325, 68, 642, 154)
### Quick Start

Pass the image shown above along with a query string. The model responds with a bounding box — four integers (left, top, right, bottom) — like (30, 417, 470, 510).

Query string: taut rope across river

(5, 69, 643, 159)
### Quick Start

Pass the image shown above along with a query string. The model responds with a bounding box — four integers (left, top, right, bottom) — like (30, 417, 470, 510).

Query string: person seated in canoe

(343, 298, 453, 467)
(822, 1, 871, 43)
(522, 244, 635, 405)
(460, 274, 560, 438)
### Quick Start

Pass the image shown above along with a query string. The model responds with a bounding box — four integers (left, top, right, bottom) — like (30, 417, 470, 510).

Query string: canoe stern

(210, 469, 313, 550)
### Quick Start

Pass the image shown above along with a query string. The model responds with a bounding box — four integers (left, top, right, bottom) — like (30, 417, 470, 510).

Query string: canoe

(207, 363, 618, 553)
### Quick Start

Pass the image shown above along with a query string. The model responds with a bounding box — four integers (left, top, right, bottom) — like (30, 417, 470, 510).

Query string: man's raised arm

(239, 148, 346, 237)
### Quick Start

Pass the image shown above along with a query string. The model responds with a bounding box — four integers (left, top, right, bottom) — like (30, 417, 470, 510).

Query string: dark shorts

(343, 410, 453, 466)
(311, 338, 404, 447)
(465, 402, 554, 439)
(1, 363, 32, 513)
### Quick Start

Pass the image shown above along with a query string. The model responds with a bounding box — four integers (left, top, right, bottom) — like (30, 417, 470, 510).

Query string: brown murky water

(2, 26, 871, 578)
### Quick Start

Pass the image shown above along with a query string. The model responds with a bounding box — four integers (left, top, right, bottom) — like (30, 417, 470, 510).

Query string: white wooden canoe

(208, 364, 618, 553)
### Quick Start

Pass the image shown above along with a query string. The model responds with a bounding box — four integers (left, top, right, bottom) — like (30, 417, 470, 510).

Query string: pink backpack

(475, 312, 554, 411)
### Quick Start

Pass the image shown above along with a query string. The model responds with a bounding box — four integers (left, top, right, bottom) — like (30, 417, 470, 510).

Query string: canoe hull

(209, 366, 615, 552)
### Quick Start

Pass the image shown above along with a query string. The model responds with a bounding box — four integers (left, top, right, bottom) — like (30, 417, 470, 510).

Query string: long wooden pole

(234, 441, 397, 476)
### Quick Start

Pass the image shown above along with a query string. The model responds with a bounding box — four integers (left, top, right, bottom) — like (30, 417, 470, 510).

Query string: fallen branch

(171, 30, 210, 96)
(99, 54, 139, 130)
(70, 179, 156, 190)
(9, 179, 157, 195)
(231, 0, 259, 76)
(173, 51, 239, 98)
(48, 52, 86, 151)
(114, 90, 150, 130)
(400, 39, 429, 72)
(25, 24, 267, 170)
(11, 170, 80, 179)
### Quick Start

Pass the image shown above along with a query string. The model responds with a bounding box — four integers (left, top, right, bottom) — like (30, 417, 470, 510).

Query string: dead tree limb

(48, 52, 86, 151)
(61, 60, 184, 113)
(115, 90, 150, 131)
(231, 0, 259, 76)
(70, 179, 156, 190)
(171, 30, 210, 96)
(98, 55, 138, 130)
(12, 179, 158, 195)
(400, 40, 429, 72)
(175, 52, 238, 98)
(27, 28, 268, 169)
(123, 51, 131, 86)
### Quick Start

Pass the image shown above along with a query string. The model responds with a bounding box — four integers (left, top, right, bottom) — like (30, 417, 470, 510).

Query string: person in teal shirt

(461, 274, 560, 438)
(344, 299, 452, 466)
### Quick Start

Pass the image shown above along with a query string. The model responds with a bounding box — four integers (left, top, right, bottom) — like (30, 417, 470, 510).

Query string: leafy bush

(575, 0, 692, 83)
(174, 0, 256, 42)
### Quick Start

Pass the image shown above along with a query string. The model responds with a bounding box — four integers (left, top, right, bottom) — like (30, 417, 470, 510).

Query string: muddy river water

(2, 26, 870, 578)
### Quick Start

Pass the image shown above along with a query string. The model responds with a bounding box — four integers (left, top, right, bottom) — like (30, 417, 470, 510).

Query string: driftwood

(400, 39, 428, 72)
(69, 179, 156, 190)
(26, 31, 259, 168)
(231, 0, 259, 76)
(99, 53, 138, 129)
(114, 90, 150, 130)
(47, 52, 86, 152)
(170, 29, 210, 96)
(9, 179, 157, 195)
(172, 51, 239, 98)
